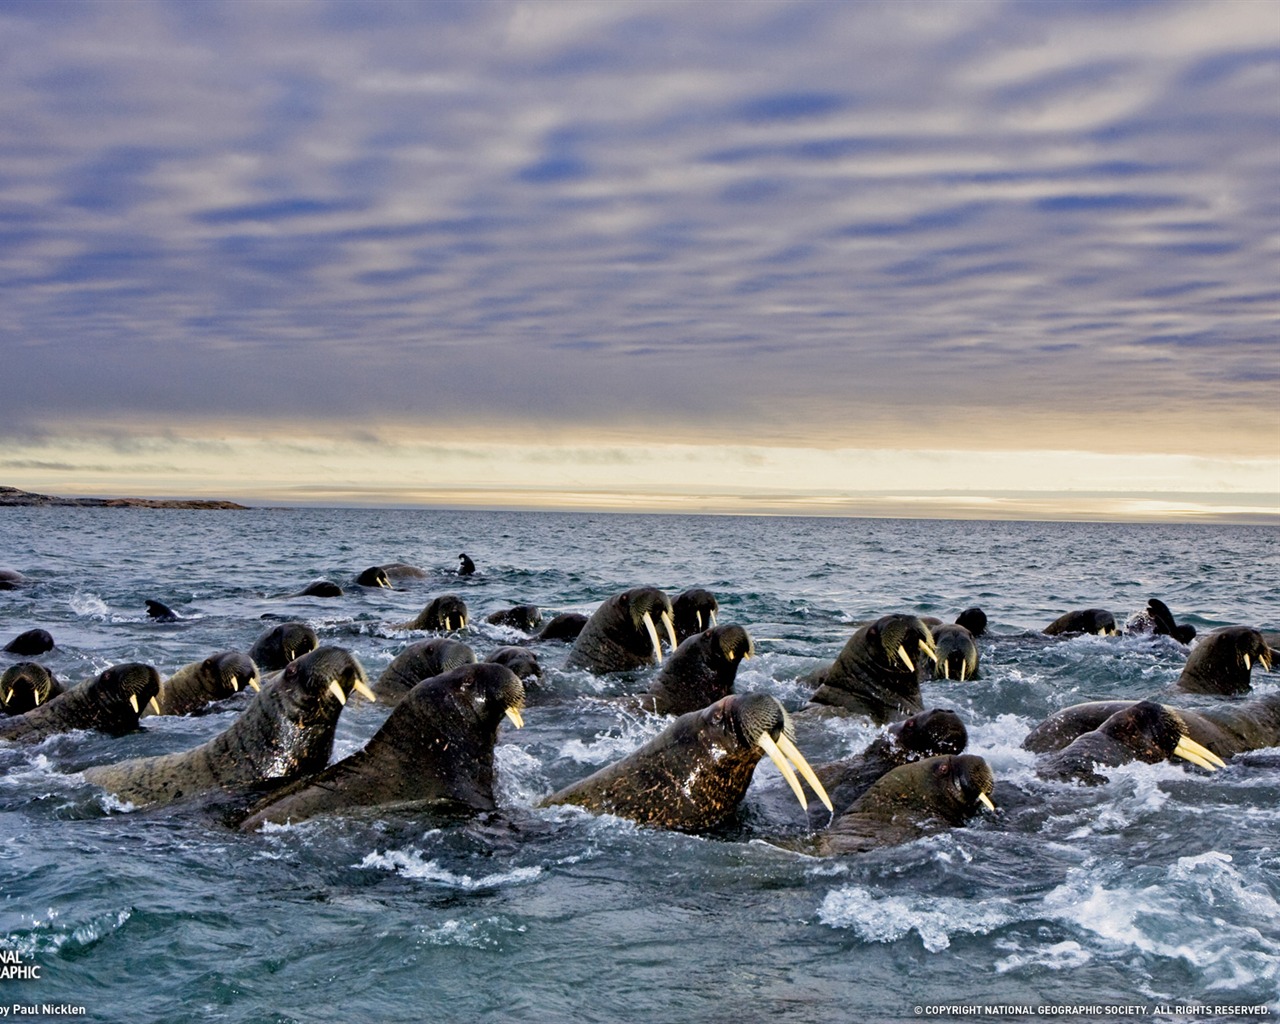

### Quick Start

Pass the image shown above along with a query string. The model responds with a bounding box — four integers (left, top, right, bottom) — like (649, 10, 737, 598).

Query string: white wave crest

(817, 885, 1019, 952)
(358, 848, 542, 889)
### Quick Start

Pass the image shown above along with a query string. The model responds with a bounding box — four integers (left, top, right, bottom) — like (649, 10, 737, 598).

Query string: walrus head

(249, 622, 319, 672)
(619, 587, 678, 661)
(1044, 608, 1117, 637)
(887, 708, 968, 759)
(401, 594, 469, 632)
(486, 646, 541, 680)
(867, 614, 938, 677)
(355, 566, 393, 589)
(853, 754, 997, 828)
(1, 663, 61, 715)
(87, 663, 164, 731)
(1096, 702, 1224, 770)
(1176, 626, 1272, 695)
(374, 638, 477, 706)
(206, 651, 261, 697)
(929, 624, 979, 681)
(672, 588, 719, 643)
(565, 587, 678, 674)
(271, 646, 375, 723)
(3, 628, 55, 657)
(645, 624, 755, 716)
(954, 607, 987, 637)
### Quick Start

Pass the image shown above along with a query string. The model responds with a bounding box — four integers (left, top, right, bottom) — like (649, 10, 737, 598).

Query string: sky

(1, 0, 1277, 520)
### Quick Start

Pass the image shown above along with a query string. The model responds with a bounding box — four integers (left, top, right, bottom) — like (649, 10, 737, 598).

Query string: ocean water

(0, 508, 1277, 1024)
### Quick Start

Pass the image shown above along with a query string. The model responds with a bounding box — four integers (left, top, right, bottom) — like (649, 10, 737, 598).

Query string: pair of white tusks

(693, 609, 719, 630)
(1172, 735, 1226, 771)
(445, 615, 466, 631)
(940, 661, 969, 681)
(1244, 652, 1271, 672)
(757, 732, 833, 814)
(227, 675, 262, 694)
(128, 695, 163, 715)
(327, 679, 378, 705)
(642, 610, 678, 664)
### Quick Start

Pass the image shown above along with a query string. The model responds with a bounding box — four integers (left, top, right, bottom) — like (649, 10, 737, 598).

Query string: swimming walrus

(1125, 598, 1196, 644)
(458, 553, 476, 576)
(373, 637, 477, 706)
(0, 663, 161, 743)
(536, 612, 589, 643)
(354, 566, 393, 589)
(671, 588, 719, 644)
(85, 647, 374, 809)
(1033, 701, 1224, 785)
(396, 594, 469, 632)
(1024, 695, 1280, 760)
(927, 623, 979, 681)
(813, 754, 996, 854)
(3, 628, 55, 657)
(239, 662, 525, 830)
(0, 569, 27, 591)
(542, 691, 830, 832)
(806, 614, 938, 724)
(485, 646, 541, 681)
(1174, 626, 1272, 695)
(249, 622, 319, 672)
(485, 605, 543, 632)
(143, 651, 261, 717)
(296, 580, 342, 598)
(564, 587, 677, 674)
(145, 600, 179, 622)
(1, 662, 65, 715)
(1043, 609, 1117, 636)
(639, 624, 754, 716)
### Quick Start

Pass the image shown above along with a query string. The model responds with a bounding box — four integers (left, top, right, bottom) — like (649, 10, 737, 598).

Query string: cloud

(0, 0, 1275, 501)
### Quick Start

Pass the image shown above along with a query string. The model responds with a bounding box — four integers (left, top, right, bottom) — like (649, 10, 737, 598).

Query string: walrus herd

(1, 572, 1276, 854)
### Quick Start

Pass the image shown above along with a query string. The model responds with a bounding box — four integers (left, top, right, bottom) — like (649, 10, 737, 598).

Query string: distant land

(0, 486, 249, 510)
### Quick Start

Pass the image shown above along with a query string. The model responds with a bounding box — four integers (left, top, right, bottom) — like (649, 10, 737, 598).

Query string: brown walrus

(143, 651, 261, 717)
(0, 662, 65, 715)
(542, 691, 830, 832)
(564, 587, 677, 674)
(806, 614, 939, 724)
(373, 637, 476, 707)
(0, 663, 161, 743)
(1174, 626, 1272, 695)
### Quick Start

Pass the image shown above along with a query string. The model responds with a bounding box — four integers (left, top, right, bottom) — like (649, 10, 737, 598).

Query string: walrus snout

(721, 693, 832, 815)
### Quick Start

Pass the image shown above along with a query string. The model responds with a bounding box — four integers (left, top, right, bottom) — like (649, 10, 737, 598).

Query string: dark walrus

(3, 628, 55, 657)
(542, 691, 830, 832)
(0, 663, 161, 743)
(671, 588, 719, 644)
(640, 624, 754, 716)
(806, 614, 938, 724)
(85, 646, 373, 809)
(143, 651, 261, 717)
(249, 622, 319, 672)
(1043, 609, 1117, 637)
(1174, 626, 1272, 695)
(373, 637, 477, 706)
(564, 587, 677, 674)
(396, 594, 469, 632)
(1, 662, 65, 715)
(240, 662, 525, 830)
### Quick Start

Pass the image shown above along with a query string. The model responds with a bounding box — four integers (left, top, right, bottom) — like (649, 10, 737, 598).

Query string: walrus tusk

(919, 637, 938, 665)
(229, 676, 240, 693)
(248, 676, 261, 692)
(353, 679, 377, 703)
(661, 611, 677, 651)
(3, 688, 11, 703)
(642, 611, 663, 664)
(896, 645, 915, 673)
(1173, 736, 1225, 771)
(1261, 649, 1273, 671)
(1244, 654, 1250, 671)
(128, 694, 139, 714)
(327, 681, 348, 705)
(149, 696, 161, 715)
(758, 732, 807, 811)
(504, 707, 524, 729)
(776, 734, 833, 812)
(710, 609, 718, 627)
(696, 611, 703, 630)
(959, 660, 967, 682)
(942, 660, 950, 680)
(978, 792, 996, 812)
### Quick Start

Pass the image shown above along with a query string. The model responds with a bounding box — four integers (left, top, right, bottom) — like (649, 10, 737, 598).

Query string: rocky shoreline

(0, 486, 249, 510)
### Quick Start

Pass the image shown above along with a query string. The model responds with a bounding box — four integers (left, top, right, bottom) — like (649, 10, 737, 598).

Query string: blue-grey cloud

(0, 0, 1276, 455)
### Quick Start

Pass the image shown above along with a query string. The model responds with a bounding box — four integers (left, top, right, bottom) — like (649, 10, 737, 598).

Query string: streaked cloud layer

(1, 1, 1276, 516)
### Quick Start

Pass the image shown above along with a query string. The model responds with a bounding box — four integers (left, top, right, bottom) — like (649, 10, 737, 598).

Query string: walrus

(955, 607, 987, 638)
(85, 647, 374, 809)
(1043, 609, 1117, 636)
(564, 587, 677, 674)
(486, 605, 543, 631)
(485, 646, 541, 680)
(239, 662, 524, 830)
(927, 623, 979, 681)
(542, 691, 831, 832)
(373, 638, 477, 706)
(355, 566, 393, 589)
(142, 651, 261, 717)
(1024, 695, 1280, 761)
(249, 622, 319, 672)
(536, 612, 589, 643)
(1174, 626, 1272, 695)
(0, 663, 161, 743)
(145, 600, 179, 622)
(672, 589, 719, 644)
(376, 562, 430, 581)
(639, 625, 754, 717)
(0, 568, 27, 591)
(3, 629, 54, 657)
(296, 580, 342, 598)
(1126, 598, 1196, 644)
(1034, 701, 1224, 785)
(813, 754, 996, 854)
(806, 614, 938, 724)
(1, 663, 65, 715)
(396, 594, 468, 632)
(458, 553, 475, 576)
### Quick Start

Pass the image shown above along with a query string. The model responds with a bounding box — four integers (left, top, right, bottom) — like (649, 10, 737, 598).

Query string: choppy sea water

(0, 508, 1277, 1024)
